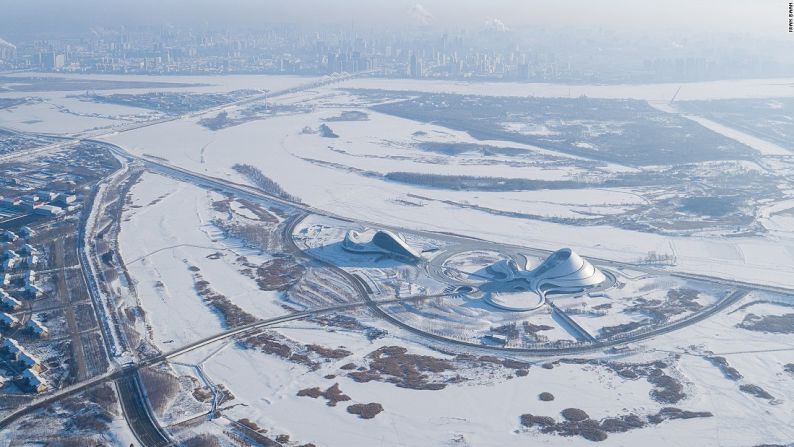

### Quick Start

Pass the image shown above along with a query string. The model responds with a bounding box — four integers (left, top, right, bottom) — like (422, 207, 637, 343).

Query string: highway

(0, 288, 459, 433)
(26, 69, 382, 446)
(115, 371, 172, 447)
(4, 68, 793, 446)
(107, 144, 794, 300)
(104, 141, 790, 356)
(548, 301, 597, 343)
(0, 125, 81, 162)
(0, 69, 380, 164)
(78, 134, 794, 446)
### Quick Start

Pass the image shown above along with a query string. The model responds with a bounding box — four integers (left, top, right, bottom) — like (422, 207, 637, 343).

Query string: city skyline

(1, 22, 792, 84)
(2, 2, 794, 446)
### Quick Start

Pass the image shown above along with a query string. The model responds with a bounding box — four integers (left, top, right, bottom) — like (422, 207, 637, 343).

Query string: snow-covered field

(6, 72, 791, 301)
(199, 320, 652, 446)
(344, 76, 794, 101)
(0, 72, 317, 95)
(7, 72, 794, 446)
(0, 72, 317, 136)
(191, 296, 794, 446)
(118, 172, 285, 350)
(99, 84, 794, 289)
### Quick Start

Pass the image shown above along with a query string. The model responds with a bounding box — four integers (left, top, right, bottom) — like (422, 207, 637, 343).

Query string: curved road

(284, 212, 753, 355)
(70, 136, 779, 447)
(3, 72, 792, 445)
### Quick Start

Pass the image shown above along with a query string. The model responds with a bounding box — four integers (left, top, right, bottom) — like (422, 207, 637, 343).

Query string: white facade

(485, 248, 610, 312)
(529, 248, 607, 291)
(33, 205, 64, 216)
(342, 228, 422, 261)
(1, 258, 17, 271)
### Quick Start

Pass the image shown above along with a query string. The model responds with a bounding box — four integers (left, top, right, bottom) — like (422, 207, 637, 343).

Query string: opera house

(486, 248, 608, 311)
(342, 229, 422, 262)
(530, 248, 606, 293)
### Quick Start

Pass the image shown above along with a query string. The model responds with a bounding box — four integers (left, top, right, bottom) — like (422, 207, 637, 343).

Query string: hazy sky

(0, 0, 786, 37)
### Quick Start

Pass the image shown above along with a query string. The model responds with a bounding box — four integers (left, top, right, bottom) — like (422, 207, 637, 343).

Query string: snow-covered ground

(344, 76, 794, 101)
(8, 73, 794, 446)
(0, 72, 318, 95)
(192, 295, 794, 446)
(0, 72, 317, 136)
(102, 85, 794, 289)
(200, 321, 654, 446)
(118, 173, 285, 350)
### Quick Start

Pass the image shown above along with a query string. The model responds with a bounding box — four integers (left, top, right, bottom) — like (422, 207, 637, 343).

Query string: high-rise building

(41, 52, 66, 70)
(326, 52, 341, 73)
(409, 53, 422, 78)
(0, 37, 16, 62)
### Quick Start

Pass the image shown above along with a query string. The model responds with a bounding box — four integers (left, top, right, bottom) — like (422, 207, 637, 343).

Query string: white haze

(0, 0, 785, 37)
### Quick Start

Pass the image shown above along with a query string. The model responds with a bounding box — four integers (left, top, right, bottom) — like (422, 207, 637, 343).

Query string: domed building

(529, 248, 606, 294)
(484, 248, 608, 311)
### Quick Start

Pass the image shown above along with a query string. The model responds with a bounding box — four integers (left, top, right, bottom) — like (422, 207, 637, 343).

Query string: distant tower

(40, 52, 65, 70)
(409, 54, 422, 78)
(327, 52, 341, 74)
(0, 37, 16, 62)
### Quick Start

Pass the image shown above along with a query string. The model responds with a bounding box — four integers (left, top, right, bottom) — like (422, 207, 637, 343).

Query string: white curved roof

(344, 229, 371, 246)
(342, 229, 421, 261)
(487, 258, 520, 279)
(528, 248, 605, 289)
(486, 290, 544, 312)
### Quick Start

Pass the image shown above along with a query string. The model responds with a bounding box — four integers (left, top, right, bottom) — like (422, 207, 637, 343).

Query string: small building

(1, 258, 17, 271)
(0, 338, 38, 370)
(2, 249, 18, 260)
(17, 350, 41, 372)
(18, 226, 34, 238)
(21, 194, 39, 203)
(25, 319, 48, 338)
(25, 255, 38, 267)
(0, 312, 19, 328)
(23, 284, 44, 299)
(483, 333, 508, 345)
(37, 191, 58, 201)
(1, 337, 23, 356)
(0, 273, 9, 286)
(0, 197, 21, 208)
(54, 194, 77, 206)
(22, 368, 47, 393)
(1, 230, 18, 242)
(33, 205, 64, 216)
(20, 201, 45, 211)
(1, 292, 22, 311)
(23, 270, 36, 286)
(19, 244, 36, 256)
